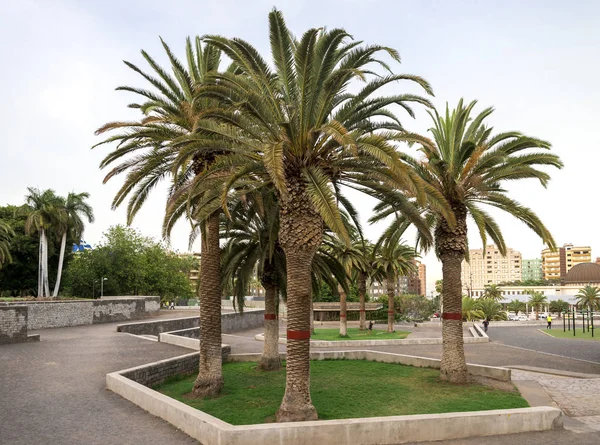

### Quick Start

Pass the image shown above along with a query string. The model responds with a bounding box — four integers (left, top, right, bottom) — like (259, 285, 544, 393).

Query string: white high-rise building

(461, 245, 522, 295)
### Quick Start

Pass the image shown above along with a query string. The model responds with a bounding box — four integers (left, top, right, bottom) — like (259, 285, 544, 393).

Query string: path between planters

(2, 314, 600, 444)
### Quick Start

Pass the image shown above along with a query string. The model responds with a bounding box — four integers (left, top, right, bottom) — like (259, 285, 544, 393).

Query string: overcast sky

(1, 0, 599, 293)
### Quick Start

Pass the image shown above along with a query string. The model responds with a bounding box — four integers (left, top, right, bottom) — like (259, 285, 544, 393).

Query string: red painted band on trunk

(359, 309, 366, 312)
(340, 314, 346, 318)
(442, 312, 462, 320)
(287, 330, 311, 340)
(387, 310, 395, 314)
(264, 314, 277, 320)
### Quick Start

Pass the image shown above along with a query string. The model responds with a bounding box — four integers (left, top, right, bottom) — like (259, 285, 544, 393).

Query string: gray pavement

(3, 316, 600, 444)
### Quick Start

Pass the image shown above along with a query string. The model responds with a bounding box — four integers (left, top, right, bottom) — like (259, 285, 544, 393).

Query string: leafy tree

(477, 298, 507, 321)
(549, 299, 569, 316)
(63, 225, 194, 299)
(398, 293, 435, 321)
(482, 284, 503, 302)
(25, 188, 63, 297)
(462, 296, 485, 321)
(373, 99, 562, 383)
(0, 219, 14, 269)
(507, 299, 526, 314)
(575, 285, 600, 311)
(52, 192, 94, 297)
(186, 9, 436, 421)
(526, 291, 548, 320)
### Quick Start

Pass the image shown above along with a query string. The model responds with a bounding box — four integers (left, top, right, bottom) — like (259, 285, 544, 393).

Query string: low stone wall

(0, 297, 160, 330)
(107, 352, 561, 445)
(0, 306, 28, 344)
(117, 310, 265, 336)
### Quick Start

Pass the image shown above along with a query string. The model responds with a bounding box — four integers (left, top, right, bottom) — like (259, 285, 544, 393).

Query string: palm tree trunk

(42, 229, 50, 297)
(338, 284, 348, 336)
(37, 231, 43, 297)
(436, 208, 470, 384)
(276, 177, 321, 423)
(358, 271, 367, 330)
(53, 232, 67, 297)
(192, 211, 223, 398)
(387, 271, 395, 333)
(259, 260, 281, 371)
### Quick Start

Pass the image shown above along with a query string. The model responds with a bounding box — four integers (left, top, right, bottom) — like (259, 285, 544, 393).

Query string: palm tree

(527, 291, 548, 320)
(221, 190, 285, 371)
(185, 10, 437, 421)
(373, 240, 419, 332)
(94, 38, 230, 397)
(52, 192, 94, 297)
(25, 188, 62, 297)
(478, 298, 507, 321)
(575, 285, 600, 311)
(462, 296, 485, 321)
(482, 284, 503, 302)
(507, 299, 526, 314)
(0, 219, 15, 269)
(372, 99, 562, 383)
(549, 298, 569, 316)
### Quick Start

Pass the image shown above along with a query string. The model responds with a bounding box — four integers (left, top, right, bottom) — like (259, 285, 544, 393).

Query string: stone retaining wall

(117, 309, 265, 336)
(0, 306, 28, 344)
(0, 297, 160, 330)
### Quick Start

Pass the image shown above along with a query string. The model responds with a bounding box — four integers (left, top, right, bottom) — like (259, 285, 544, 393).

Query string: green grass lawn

(542, 328, 600, 341)
(154, 361, 528, 425)
(310, 327, 409, 341)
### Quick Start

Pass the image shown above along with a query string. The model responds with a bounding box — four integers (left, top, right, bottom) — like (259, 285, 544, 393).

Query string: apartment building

(541, 244, 591, 281)
(461, 245, 522, 294)
(522, 259, 543, 281)
(368, 260, 425, 297)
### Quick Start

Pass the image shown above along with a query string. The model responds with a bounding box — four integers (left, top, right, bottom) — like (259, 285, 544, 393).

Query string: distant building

(542, 244, 591, 281)
(522, 259, 543, 281)
(177, 252, 201, 289)
(418, 263, 426, 297)
(461, 245, 522, 294)
(368, 260, 425, 296)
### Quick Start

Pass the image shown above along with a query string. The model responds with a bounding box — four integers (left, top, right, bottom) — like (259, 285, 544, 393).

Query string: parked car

(517, 315, 529, 321)
(507, 314, 519, 321)
(539, 313, 548, 319)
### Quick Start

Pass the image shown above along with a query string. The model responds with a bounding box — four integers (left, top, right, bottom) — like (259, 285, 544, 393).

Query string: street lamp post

(100, 277, 108, 298)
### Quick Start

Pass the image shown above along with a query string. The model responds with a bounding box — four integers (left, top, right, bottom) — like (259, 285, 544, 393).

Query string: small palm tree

(371, 99, 562, 383)
(549, 298, 569, 316)
(482, 284, 503, 302)
(0, 219, 15, 269)
(507, 299, 526, 314)
(25, 188, 63, 297)
(53, 192, 94, 297)
(527, 291, 548, 320)
(462, 296, 485, 321)
(373, 240, 419, 332)
(478, 298, 507, 321)
(575, 285, 600, 311)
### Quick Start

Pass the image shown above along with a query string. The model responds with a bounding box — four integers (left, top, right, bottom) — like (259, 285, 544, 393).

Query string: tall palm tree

(373, 240, 419, 332)
(575, 285, 600, 311)
(184, 10, 439, 420)
(482, 284, 503, 302)
(53, 192, 94, 297)
(221, 190, 285, 371)
(25, 188, 62, 297)
(527, 291, 548, 320)
(0, 219, 15, 269)
(94, 38, 231, 397)
(372, 99, 562, 383)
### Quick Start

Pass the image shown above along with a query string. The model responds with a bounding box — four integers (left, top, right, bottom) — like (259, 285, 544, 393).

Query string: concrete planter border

(106, 350, 561, 445)
(254, 333, 489, 347)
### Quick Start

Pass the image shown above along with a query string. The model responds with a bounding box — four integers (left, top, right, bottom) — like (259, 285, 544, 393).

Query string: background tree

(526, 291, 548, 320)
(373, 99, 562, 383)
(24, 188, 63, 297)
(507, 299, 526, 314)
(0, 219, 14, 269)
(462, 296, 485, 321)
(482, 284, 503, 302)
(575, 285, 600, 311)
(53, 192, 94, 297)
(549, 299, 569, 316)
(477, 298, 508, 321)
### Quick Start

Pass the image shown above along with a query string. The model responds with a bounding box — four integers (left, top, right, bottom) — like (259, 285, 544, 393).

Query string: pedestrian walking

(367, 320, 374, 335)
(547, 315, 552, 329)
(482, 319, 489, 333)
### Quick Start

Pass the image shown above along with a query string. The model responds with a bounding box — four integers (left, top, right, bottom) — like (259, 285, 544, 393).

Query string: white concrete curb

(473, 323, 489, 339)
(254, 333, 489, 347)
(106, 351, 561, 445)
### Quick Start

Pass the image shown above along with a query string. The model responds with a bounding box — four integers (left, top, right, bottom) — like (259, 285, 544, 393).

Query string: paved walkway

(3, 315, 600, 444)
